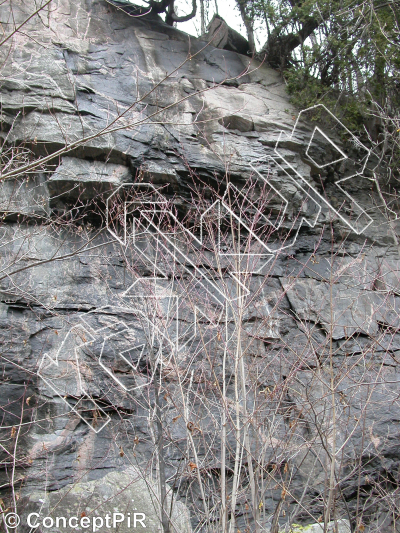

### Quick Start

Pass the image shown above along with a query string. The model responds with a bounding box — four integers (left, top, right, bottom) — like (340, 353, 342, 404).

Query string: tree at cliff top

(133, 0, 399, 184)
(236, 0, 400, 184)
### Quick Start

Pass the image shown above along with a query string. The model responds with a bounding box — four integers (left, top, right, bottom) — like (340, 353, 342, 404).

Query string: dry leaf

(369, 426, 380, 449)
(172, 415, 181, 423)
(119, 446, 124, 457)
(10, 426, 16, 438)
(26, 397, 31, 406)
(188, 461, 197, 471)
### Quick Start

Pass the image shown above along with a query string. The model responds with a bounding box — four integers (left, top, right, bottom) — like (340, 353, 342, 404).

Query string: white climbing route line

(37, 323, 111, 433)
(37, 105, 375, 432)
(273, 104, 374, 235)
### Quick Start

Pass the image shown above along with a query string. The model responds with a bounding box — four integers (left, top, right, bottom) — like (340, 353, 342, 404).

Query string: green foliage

(236, 0, 400, 178)
(284, 67, 368, 135)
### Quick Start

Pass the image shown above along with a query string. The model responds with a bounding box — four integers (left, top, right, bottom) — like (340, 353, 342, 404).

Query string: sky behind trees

(128, 0, 255, 42)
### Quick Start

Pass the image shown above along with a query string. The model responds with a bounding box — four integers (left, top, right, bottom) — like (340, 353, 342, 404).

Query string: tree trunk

(165, 0, 175, 26)
(236, 0, 255, 54)
(154, 368, 170, 533)
(200, 0, 206, 35)
(259, 15, 320, 69)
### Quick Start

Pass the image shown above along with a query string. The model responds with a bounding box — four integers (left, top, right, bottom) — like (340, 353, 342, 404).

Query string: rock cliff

(0, 1, 399, 532)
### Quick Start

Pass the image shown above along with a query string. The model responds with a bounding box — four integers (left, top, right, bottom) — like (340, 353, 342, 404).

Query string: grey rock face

(201, 14, 250, 56)
(48, 157, 132, 201)
(281, 277, 400, 339)
(0, 175, 49, 217)
(0, 1, 399, 532)
(23, 468, 192, 533)
(289, 520, 351, 533)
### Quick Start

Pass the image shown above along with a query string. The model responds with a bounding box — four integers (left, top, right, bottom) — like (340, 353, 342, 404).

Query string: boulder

(22, 467, 192, 533)
(201, 14, 250, 56)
